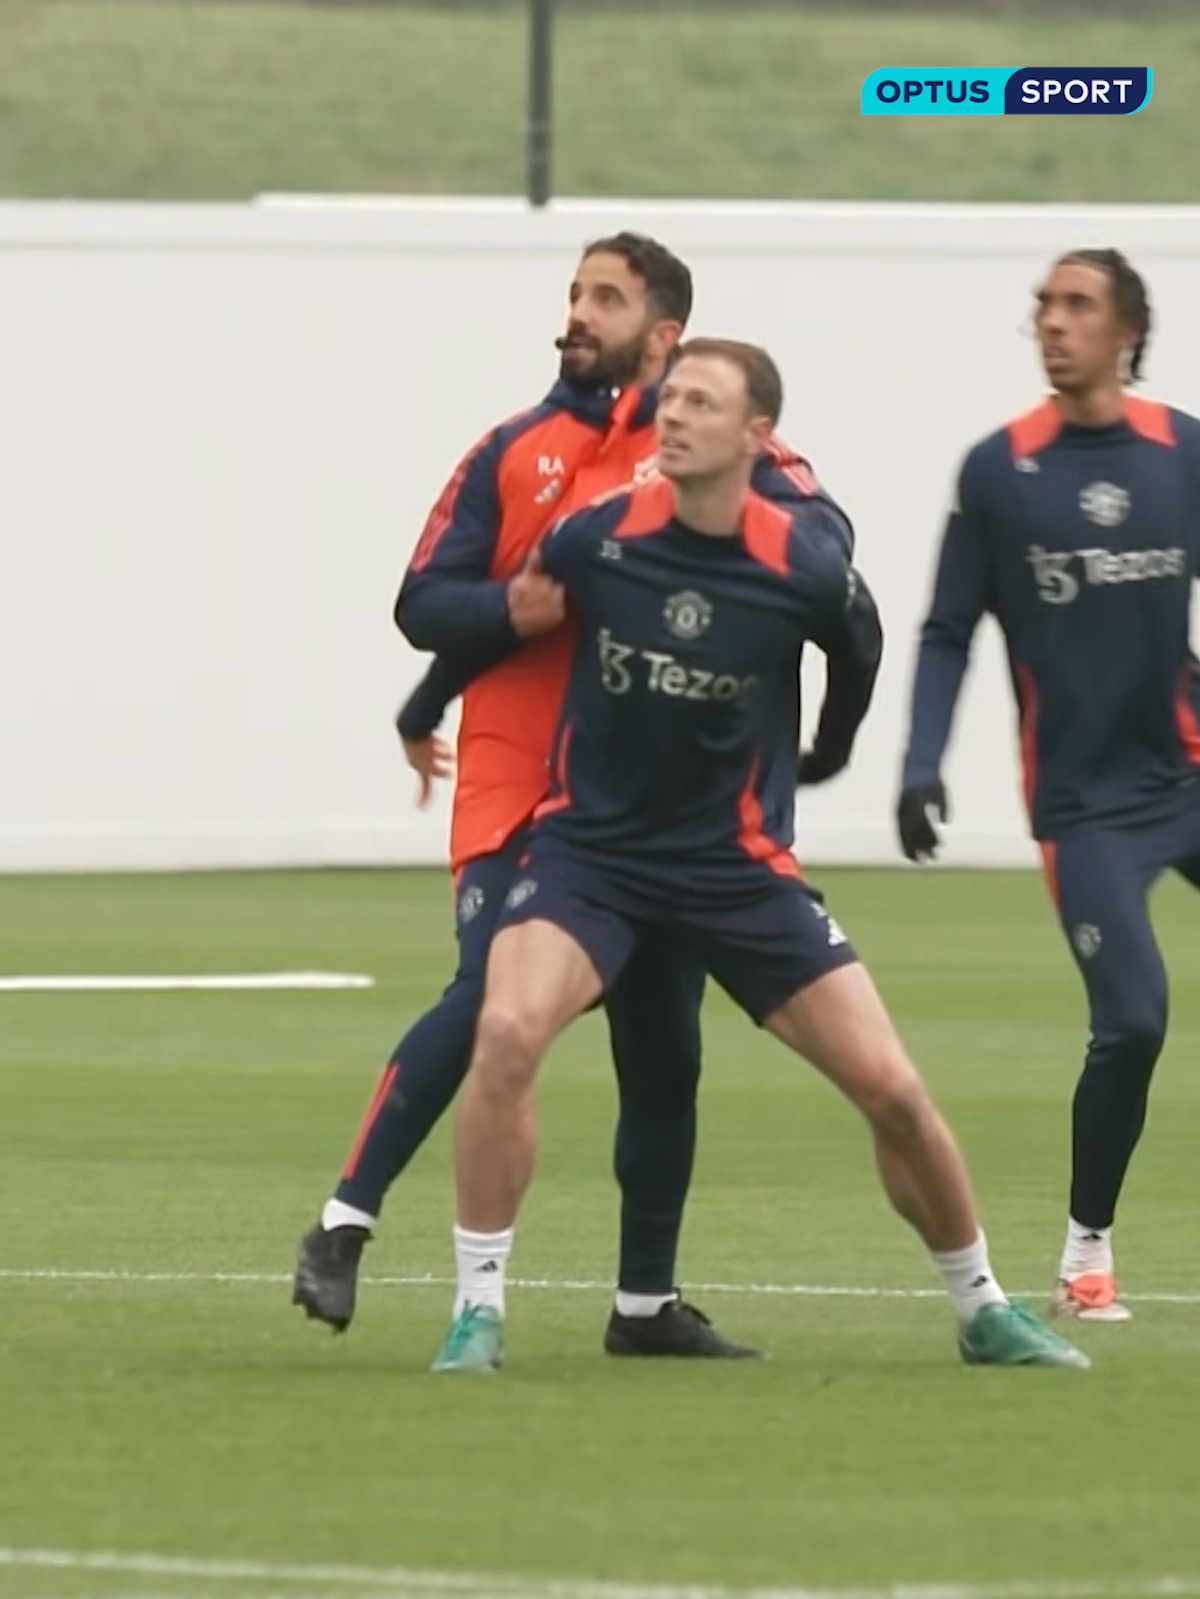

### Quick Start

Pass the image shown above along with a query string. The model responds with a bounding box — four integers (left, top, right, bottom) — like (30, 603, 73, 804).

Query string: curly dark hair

(582, 232, 694, 326)
(1056, 247, 1153, 383)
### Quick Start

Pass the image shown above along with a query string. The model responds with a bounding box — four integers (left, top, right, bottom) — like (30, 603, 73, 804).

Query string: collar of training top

(543, 377, 658, 432)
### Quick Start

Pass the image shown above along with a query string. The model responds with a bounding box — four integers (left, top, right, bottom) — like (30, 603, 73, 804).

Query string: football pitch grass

(0, 3, 1198, 201)
(2, 865, 1199, 1598)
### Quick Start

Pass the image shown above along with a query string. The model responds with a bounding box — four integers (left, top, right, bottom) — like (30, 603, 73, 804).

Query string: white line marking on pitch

(1, 1548, 1199, 1599)
(0, 972, 374, 992)
(0, 1267, 1195, 1306)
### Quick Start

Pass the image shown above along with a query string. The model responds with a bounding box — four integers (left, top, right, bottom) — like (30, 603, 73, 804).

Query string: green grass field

(2, 865, 1199, 1598)
(0, 2, 1197, 200)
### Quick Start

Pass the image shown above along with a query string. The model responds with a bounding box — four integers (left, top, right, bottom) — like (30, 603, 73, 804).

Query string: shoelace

(442, 1305, 493, 1358)
(1007, 1301, 1072, 1345)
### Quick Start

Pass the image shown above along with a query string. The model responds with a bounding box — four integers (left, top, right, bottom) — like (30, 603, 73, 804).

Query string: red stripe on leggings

(341, 1061, 399, 1180)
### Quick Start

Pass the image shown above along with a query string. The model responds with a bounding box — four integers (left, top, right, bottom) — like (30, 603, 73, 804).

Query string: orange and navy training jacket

(395, 376, 842, 869)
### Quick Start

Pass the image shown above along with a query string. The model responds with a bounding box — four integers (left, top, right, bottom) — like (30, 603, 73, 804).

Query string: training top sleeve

(796, 504, 884, 777)
(751, 448, 856, 559)
(395, 658, 458, 741)
(1176, 410, 1200, 577)
(536, 502, 611, 594)
(900, 446, 994, 791)
(393, 429, 517, 655)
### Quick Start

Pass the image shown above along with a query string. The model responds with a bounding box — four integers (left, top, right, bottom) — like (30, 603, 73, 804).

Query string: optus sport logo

(861, 68, 1151, 115)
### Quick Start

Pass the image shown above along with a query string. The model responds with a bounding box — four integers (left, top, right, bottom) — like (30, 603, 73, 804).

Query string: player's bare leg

(768, 964, 976, 1251)
(457, 919, 602, 1231)
(765, 964, 1090, 1369)
(432, 919, 602, 1372)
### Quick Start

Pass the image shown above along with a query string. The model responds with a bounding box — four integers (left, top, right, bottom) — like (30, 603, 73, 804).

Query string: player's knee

(613, 1031, 701, 1106)
(1105, 1002, 1167, 1072)
(655, 1014, 703, 1089)
(438, 972, 485, 1039)
(859, 1064, 933, 1145)
(420, 970, 483, 1037)
(471, 1003, 547, 1093)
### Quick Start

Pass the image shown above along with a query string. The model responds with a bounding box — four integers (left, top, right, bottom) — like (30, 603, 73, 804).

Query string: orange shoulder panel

(740, 494, 793, 576)
(1006, 398, 1062, 459)
(1123, 395, 1175, 447)
(614, 477, 675, 539)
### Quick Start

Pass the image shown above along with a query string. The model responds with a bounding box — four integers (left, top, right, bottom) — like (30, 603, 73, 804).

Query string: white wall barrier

(4, 198, 1200, 871)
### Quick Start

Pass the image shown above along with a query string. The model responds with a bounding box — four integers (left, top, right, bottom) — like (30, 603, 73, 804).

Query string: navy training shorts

(494, 833, 858, 1025)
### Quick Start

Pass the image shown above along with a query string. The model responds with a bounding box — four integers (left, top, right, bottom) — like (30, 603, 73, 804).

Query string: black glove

(896, 781, 949, 862)
(796, 748, 843, 787)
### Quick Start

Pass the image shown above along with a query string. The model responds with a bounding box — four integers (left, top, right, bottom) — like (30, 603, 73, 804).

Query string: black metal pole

(527, 0, 554, 207)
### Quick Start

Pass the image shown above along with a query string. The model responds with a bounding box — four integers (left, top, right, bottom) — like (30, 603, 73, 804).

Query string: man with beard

(427, 337, 1084, 1377)
(293, 233, 840, 1357)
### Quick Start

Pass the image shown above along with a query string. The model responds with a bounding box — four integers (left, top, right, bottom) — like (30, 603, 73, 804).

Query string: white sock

(614, 1290, 676, 1318)
(1059, 1218, 1113, 1281)
(322, 1198, 375, 1232)
(453, 1224, 513, 1316)
(930, 1231, 1008, 1324)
